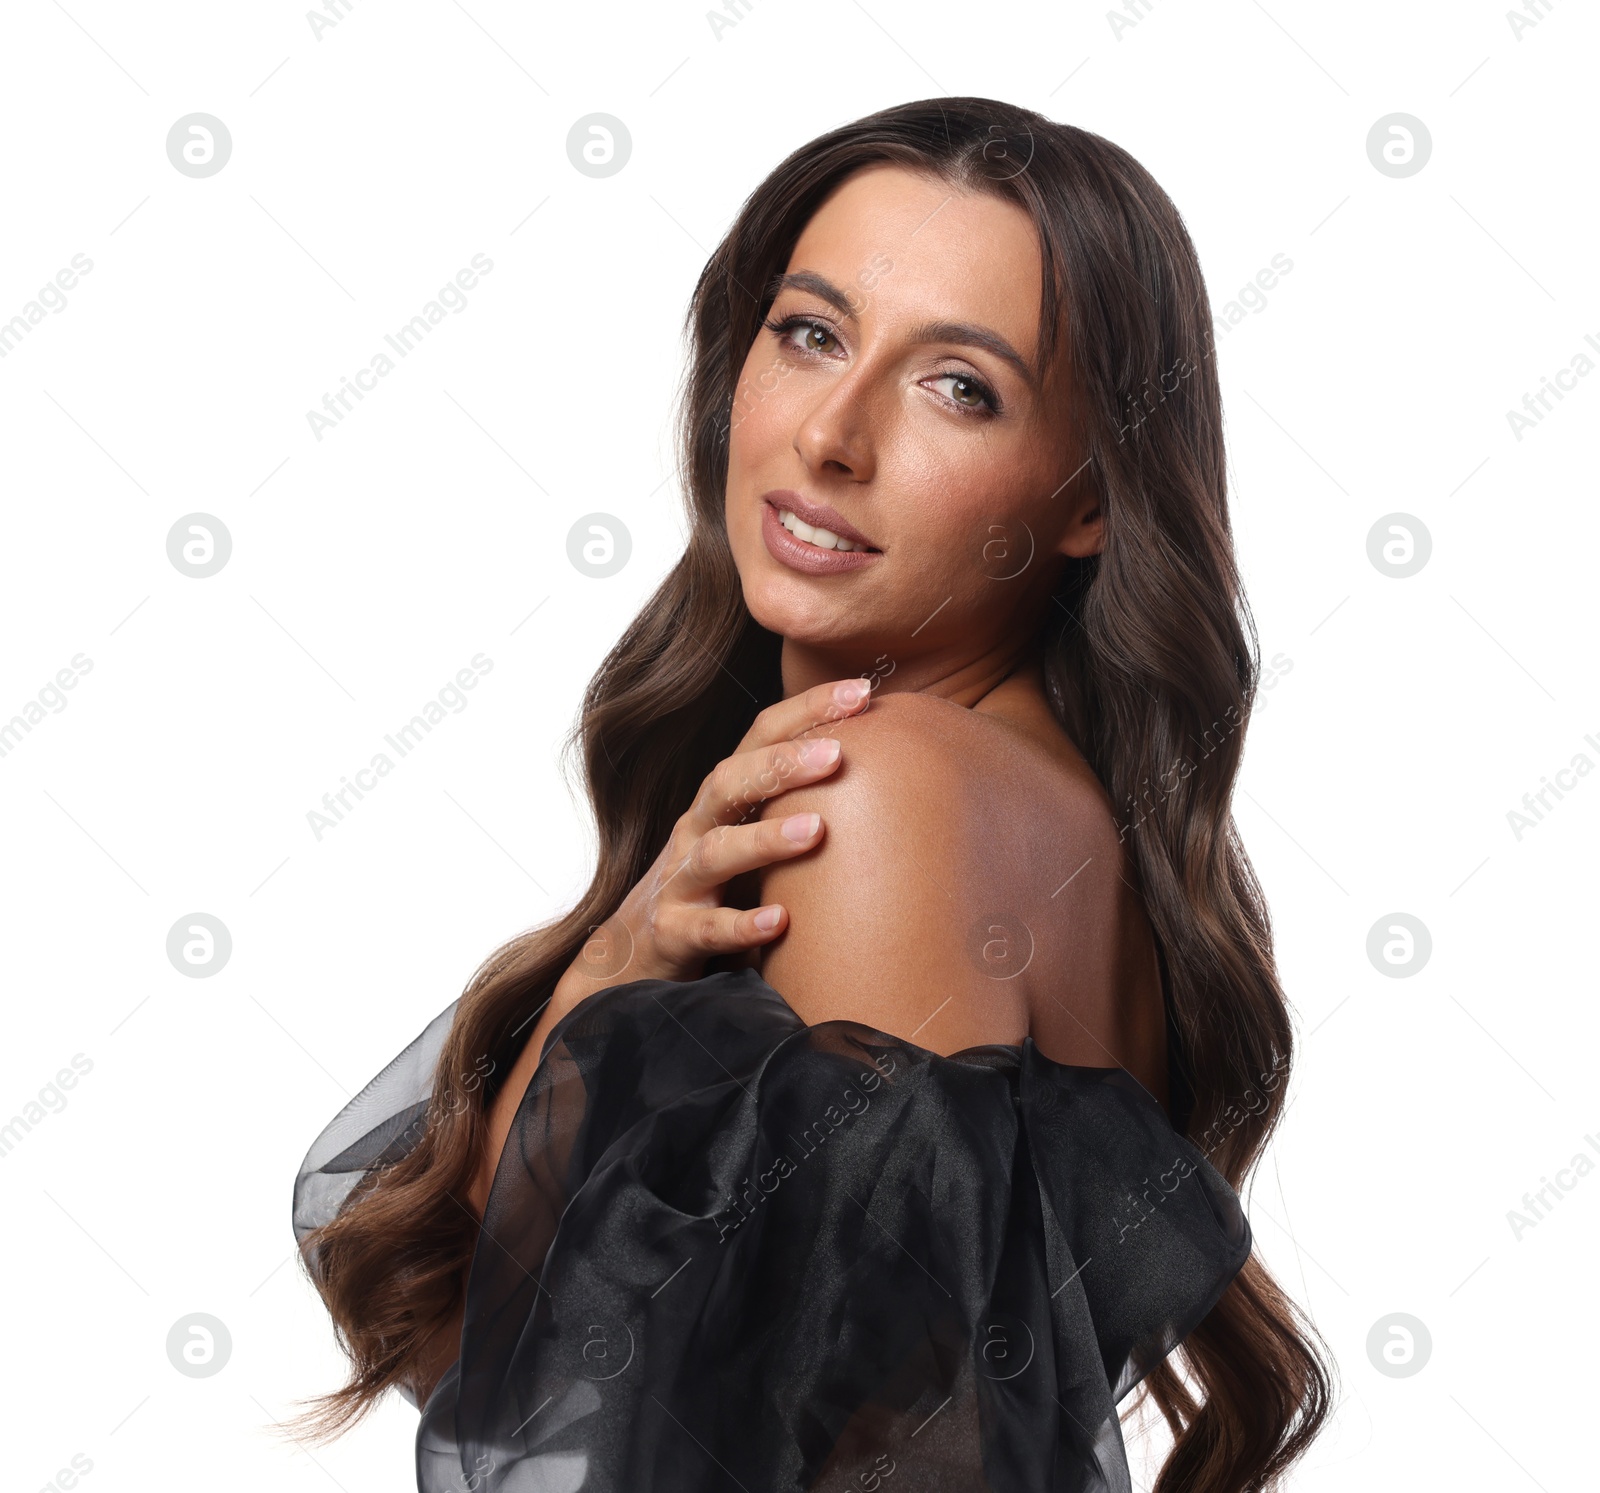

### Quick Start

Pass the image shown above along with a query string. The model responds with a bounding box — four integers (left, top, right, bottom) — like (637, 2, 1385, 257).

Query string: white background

(1, 1, 1595, 1489)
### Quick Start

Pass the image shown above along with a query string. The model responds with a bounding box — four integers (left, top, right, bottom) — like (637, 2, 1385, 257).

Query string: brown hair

(295, 98, 1334, 1491)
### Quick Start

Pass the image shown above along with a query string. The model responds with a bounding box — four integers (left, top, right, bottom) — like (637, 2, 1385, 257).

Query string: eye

(764, 313, 841, 356)
(926, 371, 1000, 415)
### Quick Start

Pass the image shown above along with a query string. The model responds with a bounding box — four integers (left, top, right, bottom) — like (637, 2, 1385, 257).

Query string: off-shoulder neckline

(540, 965, 1018, 1064)
(536, 965, 1164, 1104)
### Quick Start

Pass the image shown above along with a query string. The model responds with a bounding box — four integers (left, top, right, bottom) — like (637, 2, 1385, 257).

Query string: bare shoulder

(754, 690, 1169, 1100)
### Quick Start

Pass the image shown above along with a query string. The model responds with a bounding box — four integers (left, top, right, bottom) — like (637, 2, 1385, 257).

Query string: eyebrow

(766, 270, 1037, 388)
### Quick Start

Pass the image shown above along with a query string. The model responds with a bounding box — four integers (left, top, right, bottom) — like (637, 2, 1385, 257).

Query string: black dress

(293, 968, 1250, 1492)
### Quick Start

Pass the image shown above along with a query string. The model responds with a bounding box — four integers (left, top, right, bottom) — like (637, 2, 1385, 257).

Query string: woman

(292, 98, 1333, 1491)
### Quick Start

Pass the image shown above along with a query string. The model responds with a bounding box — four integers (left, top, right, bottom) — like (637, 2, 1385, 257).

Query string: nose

(792, 373, 876, 484)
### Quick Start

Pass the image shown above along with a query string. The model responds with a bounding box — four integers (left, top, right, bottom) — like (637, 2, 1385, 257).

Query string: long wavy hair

(294, 98, 1334, 1491)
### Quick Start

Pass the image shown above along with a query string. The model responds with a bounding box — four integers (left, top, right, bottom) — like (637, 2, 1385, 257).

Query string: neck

(780, 633, 1048, 712)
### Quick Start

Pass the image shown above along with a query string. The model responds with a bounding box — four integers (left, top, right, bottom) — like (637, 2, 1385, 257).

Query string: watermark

(567, 513, 632, 578)
(976, 517, 1035, 580)
(712, 1052, 897, 1241)
(308, 0, 363, 41)
(1115, 705, 1244, 842)
(1212, 253, 1295, 339)
(0, 1054, 94, 1160)
(1366, 513, 1431, 578)
(0, 253, 95, 361)
(1116, 352, 1199, 443)
(1505, 730, 1599, 840)
(565, 916, 637, 982)
(1366, 913, 1431, 977)
(1366, 1313, 1431, 1376)
(707, 0, 756, 40)
(1114, 249, 1294, 443)
(966, 912, 1033, 981)
(166, 114, 232, 178)
(577, 1321, 634, 1380)
(432, 1053, 497, 1121)
(1113, 1152, 1200, 1242)
(35, 1452, 93, 1492)
(566, 115, 630, 178)
(167, 914, 233, 978)
(1509, 0, 1561, 41)
(1505, 331, 1598, 442)
(1111, 1052, 1288, 1244)
(166, 1313, 232, 1377)
(1188, 1052, 1290, 1160)
(305, 253, 495, 441)
(447, 1452, 499, 1492)
(859, 652, 895, 694)
(846, 1452, 896, 1490)
(976, 1313, 1035, 1382)
(0, 651, 94, 761)
(307, 652, 495, 840)
(1107, 0, 1168, 41)
(1366, 114, 1431, 178)
(167, 513, 232, 578)
(1505, 1131, 1600, 1240)
(1252, 651, 1294, 714)
(975, 122, 1035, 182)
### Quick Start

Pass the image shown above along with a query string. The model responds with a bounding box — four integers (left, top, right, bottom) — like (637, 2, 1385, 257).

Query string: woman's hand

(549, 676, 873, 1016)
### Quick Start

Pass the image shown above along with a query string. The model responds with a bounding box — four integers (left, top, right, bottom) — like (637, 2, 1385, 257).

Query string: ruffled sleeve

(291, 1000, 458, 1409)
(292, 998, 458, 1256)
(295, 969, 1249, 1492)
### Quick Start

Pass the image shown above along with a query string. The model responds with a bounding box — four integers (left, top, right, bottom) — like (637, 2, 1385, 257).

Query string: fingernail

(799, 738, 840, 768)
(754, 906, 781, 931)
(834, 679, 870, 706)
(782, 812, 820, 842)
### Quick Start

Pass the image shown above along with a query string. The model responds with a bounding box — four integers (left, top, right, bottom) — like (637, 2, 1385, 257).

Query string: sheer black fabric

(294, 969, 1251, 1492)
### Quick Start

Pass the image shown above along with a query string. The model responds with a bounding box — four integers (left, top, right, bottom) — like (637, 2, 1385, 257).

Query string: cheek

(727, 360, 794, 474)
(951, 429, 1061, 524)
(732, 333, 802, 418)
(905, 434, 1062, 585)
(728, 379, 779, 453)
(899, 432, 1033, 525)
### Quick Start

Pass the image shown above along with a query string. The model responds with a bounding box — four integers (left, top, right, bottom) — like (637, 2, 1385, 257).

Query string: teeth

(779, 507, 866, 552)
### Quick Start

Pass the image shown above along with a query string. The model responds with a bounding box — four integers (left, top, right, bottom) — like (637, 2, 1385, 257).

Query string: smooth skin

(417, 164, 1169, 1408)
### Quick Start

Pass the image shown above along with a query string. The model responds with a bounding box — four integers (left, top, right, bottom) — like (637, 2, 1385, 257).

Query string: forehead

(783, 163, 1045, 361)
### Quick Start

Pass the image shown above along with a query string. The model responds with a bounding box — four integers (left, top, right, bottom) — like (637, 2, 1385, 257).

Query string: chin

(729, 502, 878, 646)
(741, 580, 824, 641)
(736, 564, 854, 646)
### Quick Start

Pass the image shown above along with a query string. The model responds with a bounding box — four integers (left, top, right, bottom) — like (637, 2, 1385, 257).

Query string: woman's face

(724, 162, 1102, 677)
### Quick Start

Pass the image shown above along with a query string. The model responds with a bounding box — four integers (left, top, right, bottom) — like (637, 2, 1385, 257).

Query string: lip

(760, 495, 883, 576)
(761, 490, 880, 551)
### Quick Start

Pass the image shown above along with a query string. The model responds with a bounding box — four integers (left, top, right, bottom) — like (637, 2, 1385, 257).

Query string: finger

(669, 813, 823, 899)
(684, 677, 871, 838)
(688, 734, 841, 838)
(655, 901, 790, 964)
(734, 676, 873, 755)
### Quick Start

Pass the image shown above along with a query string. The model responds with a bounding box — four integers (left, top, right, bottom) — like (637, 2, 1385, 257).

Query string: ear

(1054, 486, 1105, 560)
